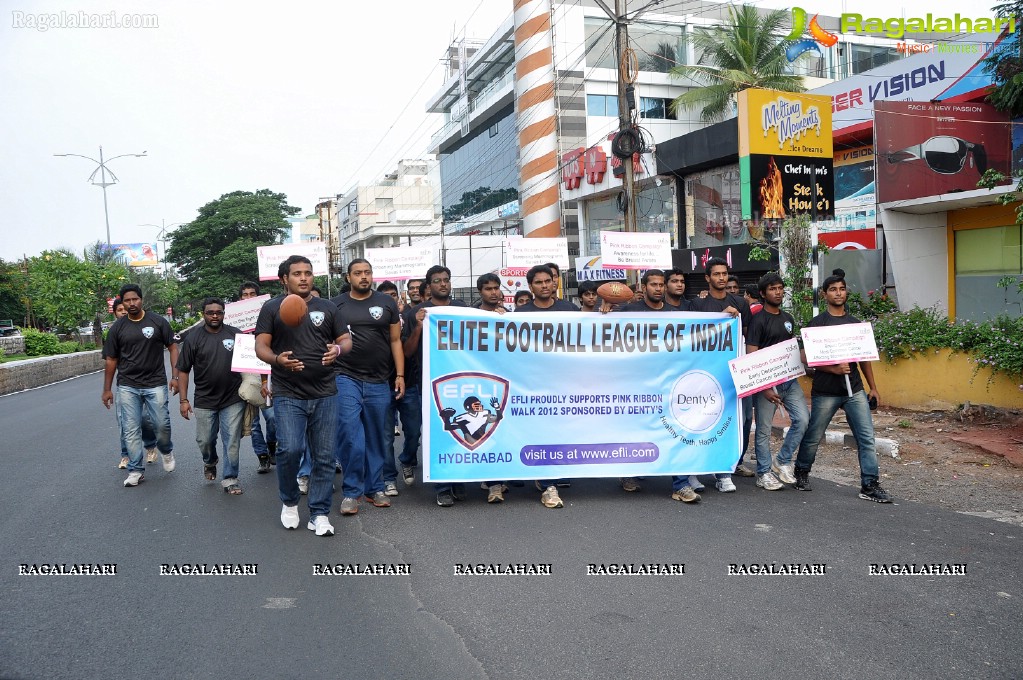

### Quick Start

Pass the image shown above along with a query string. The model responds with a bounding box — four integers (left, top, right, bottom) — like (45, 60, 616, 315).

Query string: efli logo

(432, 372, 509, 451)
(786, 7, 838, 62)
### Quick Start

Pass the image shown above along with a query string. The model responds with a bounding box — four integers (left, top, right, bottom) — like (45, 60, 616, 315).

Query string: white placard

(257, 242, 328, 281)
(504, 237, 569, 269)
(801, 322, 879, 366)
(599, 231, 672, 270)
(230, 333, 271, 374)
(365, 246, 437, 280)
(223, 294, 269, 333)
(728, 338, 806, 398)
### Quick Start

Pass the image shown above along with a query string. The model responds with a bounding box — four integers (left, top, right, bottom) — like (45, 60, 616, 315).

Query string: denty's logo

(432, 372, 508, 451)
(669, 370, 725, 434)
(786, 7, 838, 62)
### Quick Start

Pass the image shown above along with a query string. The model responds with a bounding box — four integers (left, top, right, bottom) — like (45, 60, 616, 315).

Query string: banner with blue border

(422, 308, 741, 482)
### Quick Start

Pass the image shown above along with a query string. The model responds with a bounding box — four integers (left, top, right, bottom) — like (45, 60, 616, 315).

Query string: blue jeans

(194, 401, 245, 485)
(383, 386, 422, 482)
(250, 405, 276, 456)
(336, 375, 392, 498)
(117, 385, 173, 473)
(754, 379, 809, 474)
(297, 445, 312, 479)
(115, 389, 155, 456)
(273, 395, 337, 518)
(796, 390, 880, 486)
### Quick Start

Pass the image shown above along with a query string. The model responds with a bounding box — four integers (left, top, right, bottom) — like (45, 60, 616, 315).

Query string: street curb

(770, 423, 900, 460)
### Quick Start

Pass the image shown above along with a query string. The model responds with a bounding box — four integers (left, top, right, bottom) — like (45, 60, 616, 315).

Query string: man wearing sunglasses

(175, 298, 247, 495)
(401, 265, 468, 507)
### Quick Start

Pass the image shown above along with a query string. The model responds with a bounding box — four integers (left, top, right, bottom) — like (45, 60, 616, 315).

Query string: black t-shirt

(620, 299, 678, 312)
(176, 325, 244, 410)
(401, 299, 468, 387)
(692, 293, 752, 334)
(515, 299, 580, 312)
(330, 291, 400, 384)
(806, 311, 866, 396)
(254, 294, 348, 400)
(746, 309, 796, 350)
(105, 312, 175, 388)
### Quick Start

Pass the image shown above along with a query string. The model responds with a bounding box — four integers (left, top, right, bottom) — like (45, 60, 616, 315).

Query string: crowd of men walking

(101, 254, 892, 537)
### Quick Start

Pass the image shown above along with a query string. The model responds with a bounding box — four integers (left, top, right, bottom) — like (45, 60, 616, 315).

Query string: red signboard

(818, 228, 877, 250)
(561, 148, 584, 189)
(583, 147, 607, 184)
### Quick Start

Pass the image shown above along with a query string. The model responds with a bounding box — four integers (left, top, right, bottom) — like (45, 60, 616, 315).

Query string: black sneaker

(256, 455, 271, 473)
(451, 483, 467, 501)
(267, 442, 277, 465)
(859, 481, 892, 503)
(436, 491, 455, 507)
(794, 469, 812, 491)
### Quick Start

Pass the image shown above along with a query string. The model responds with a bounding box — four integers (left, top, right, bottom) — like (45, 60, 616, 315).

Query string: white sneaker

(716, 476, 736, 493)
(756, 472, 784, 491)
(123, 471, 144, 487)
(161, 452, 176, 472)
(118, 456, 129, 469)
(688, 475, 705, 491)
(307, 515, 335, 536)
(145, 446, 158, 463)
(774, 463, 796, 485)
(281, 504, 300, 529)
(297, 476, 309, 495)
(384, 481, 399, 497)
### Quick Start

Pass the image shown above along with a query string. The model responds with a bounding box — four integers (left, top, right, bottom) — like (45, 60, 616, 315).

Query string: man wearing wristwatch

(101, 284, 177, 488)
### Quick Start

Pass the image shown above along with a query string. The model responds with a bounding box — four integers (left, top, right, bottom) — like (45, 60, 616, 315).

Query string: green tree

(983, 0, 1023, 116)
(166, 189, 297, 301)
(0, 258, 28, 325)
(443, 187, 518, 223)
(27, 249, 128, 334)
(669, 4, 805, 122)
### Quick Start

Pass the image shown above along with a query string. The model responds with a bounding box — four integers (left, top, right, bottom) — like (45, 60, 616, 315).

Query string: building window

(489, 123, 499, 138)
(849, 44, 899, 75)
(586, 94, 619, 117)
(639, 97, 673, 119)
(585, 17, 686, 72)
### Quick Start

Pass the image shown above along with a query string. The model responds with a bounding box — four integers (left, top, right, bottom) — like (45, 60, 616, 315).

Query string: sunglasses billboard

(886, 135, 987, 175)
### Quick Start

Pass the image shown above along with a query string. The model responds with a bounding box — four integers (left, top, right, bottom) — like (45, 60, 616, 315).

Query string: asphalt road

(1, 369, 1021, 680)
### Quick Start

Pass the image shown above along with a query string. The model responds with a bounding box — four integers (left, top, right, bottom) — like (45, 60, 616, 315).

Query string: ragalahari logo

(786, 7, 839, 61)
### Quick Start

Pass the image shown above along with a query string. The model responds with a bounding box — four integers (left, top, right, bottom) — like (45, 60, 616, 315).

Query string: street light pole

(54, 146, 147, 246)
(140, 220, 185, 276)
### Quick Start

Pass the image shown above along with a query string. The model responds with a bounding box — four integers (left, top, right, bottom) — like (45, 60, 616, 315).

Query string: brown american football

(279, 294, 308, 327)
(596, 281, 633, 305)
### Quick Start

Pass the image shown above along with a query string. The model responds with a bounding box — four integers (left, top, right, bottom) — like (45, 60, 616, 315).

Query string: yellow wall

(798, 349, 1022, 410)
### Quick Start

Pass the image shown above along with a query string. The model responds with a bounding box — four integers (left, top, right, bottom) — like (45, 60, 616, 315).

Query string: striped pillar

(514, 0, 561, 238)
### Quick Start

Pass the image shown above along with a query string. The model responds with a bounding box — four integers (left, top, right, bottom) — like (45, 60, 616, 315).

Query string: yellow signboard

(738, 89, 833, 158)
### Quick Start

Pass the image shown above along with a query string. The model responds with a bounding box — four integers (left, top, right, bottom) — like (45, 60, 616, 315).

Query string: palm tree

(669, 4, 805, 122)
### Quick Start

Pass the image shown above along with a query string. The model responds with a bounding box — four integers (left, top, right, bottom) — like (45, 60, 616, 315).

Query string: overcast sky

(0, 0, 953, 261)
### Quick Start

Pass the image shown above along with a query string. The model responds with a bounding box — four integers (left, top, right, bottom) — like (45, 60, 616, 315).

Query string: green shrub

(22, 328, 60, 356)
(56, 341, 83, 355)
(872, 308, 1023, 382)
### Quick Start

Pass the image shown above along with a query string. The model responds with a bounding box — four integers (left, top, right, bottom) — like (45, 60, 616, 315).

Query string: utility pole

(595, 0, 649, 285)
